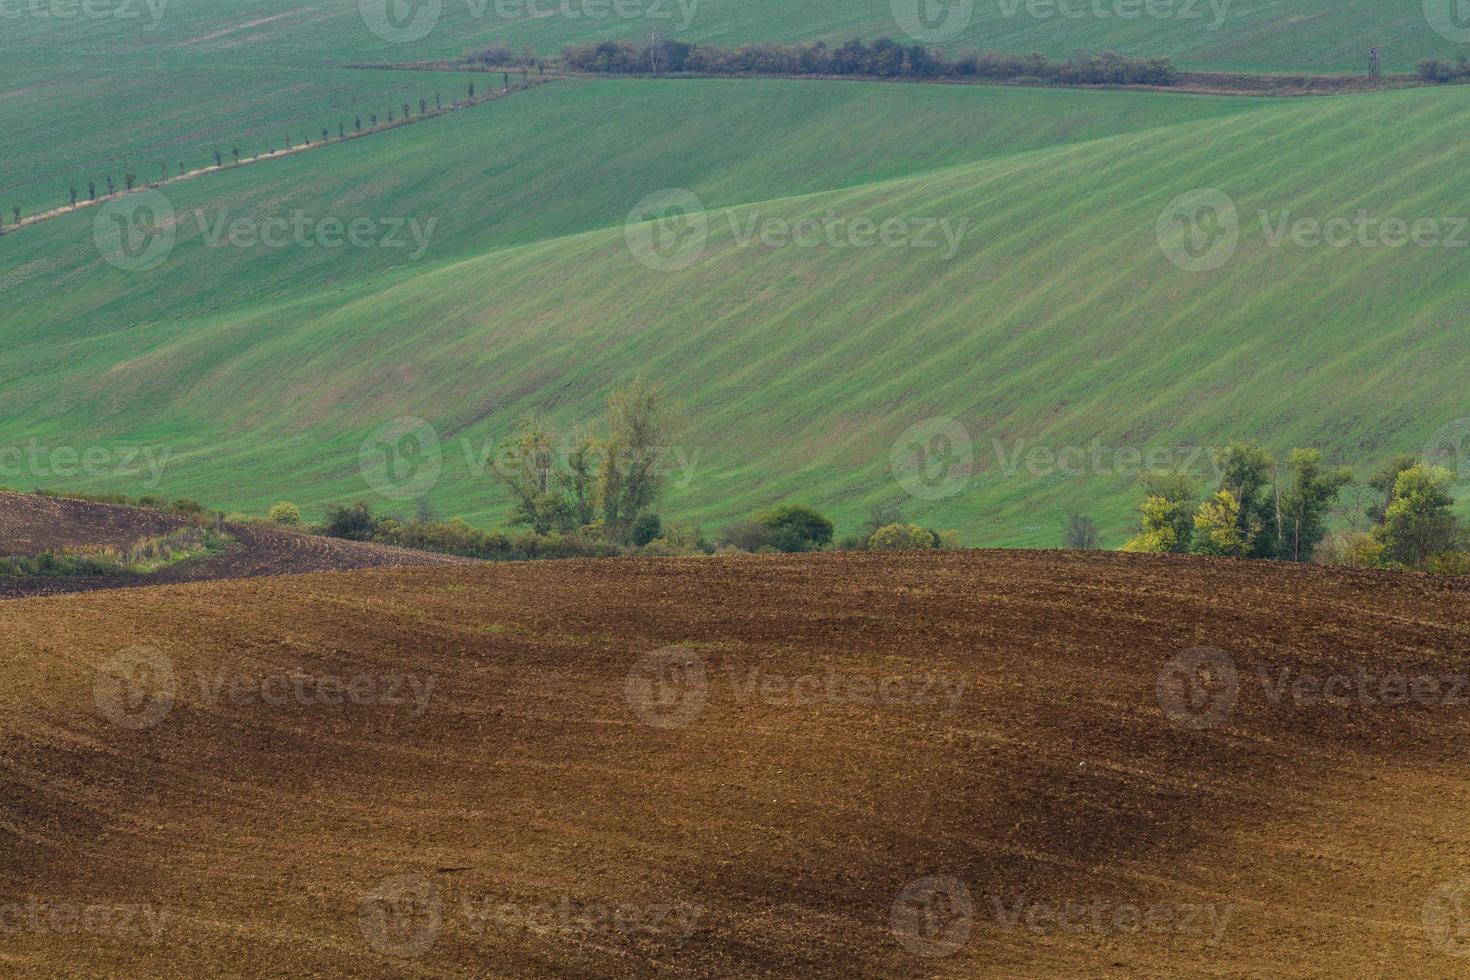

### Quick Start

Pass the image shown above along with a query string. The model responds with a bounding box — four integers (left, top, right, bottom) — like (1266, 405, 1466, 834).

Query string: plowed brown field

(2, 550, 1468, 977)
(0, 492, 464, 599)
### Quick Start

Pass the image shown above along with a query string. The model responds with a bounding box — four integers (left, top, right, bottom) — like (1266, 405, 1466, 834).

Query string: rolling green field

(0, 64, 491, 219)
(3, 74, 1468, 545)
(5, 0, 1470, 215)
(6, 0, 1464, 71)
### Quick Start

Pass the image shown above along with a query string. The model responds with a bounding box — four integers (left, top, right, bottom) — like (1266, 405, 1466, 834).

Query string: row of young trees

(557, 37, 1178, 86)
(3, 77, 532, 237)
(491, 379, 681, 543)
(1120, 442, 1465, 571)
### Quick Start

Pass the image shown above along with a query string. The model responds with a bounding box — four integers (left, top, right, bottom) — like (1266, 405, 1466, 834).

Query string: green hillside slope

(3, 80, 1467, 545)
(0, 65, 487, 219)
(6, 0, 1461, 72)
(4, 0, 1468, 216)
(0, 79, 1257, 337)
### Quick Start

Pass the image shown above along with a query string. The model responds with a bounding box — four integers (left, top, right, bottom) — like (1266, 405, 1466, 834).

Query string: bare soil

(1, 550, 1467, 976)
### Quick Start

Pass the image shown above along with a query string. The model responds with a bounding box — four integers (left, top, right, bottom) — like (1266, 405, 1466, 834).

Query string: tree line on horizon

(548, 38, 1179, 86)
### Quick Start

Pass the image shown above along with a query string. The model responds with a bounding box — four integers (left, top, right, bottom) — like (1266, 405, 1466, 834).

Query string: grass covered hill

(4, 0, 1469, 214)
(2, 78, 1468, 544)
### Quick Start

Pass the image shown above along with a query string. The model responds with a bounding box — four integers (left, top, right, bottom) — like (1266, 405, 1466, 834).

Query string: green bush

(1418, 57, 1469, 82)
(266, 501, 302, 526)
(642, 522, 710, 556)
(0, 551, 122, 578)
(717, 520, 777, 552)
(1375, 464, 1461, 566)
(868, 523, 935, 551)
(752, 503, 834, 553)
(355, 509, 623, 561)
(318, 502, 380, 541)
(631, 512, 663, 547)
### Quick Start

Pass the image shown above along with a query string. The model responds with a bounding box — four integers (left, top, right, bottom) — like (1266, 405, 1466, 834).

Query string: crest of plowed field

(0, 491, 464, 599)
(2, 551, 1469, 977)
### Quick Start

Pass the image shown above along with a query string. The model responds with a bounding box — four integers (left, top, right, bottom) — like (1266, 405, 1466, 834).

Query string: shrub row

(0, 525, 228, 578)
(556, 38, 1178, 86)
(1418, 56, 1470, 82)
